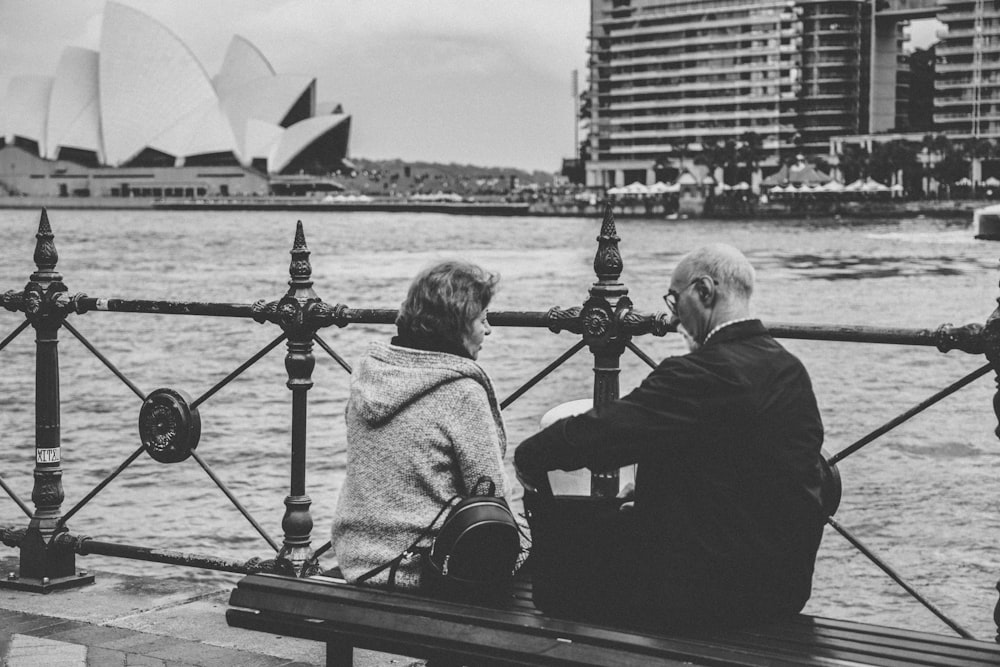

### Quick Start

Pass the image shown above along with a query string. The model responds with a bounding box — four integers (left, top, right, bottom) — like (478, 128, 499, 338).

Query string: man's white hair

(678, 243, 755, 301)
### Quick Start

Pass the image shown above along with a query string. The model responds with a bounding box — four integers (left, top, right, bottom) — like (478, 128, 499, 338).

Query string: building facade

(584, 0, 934, 188)
(935, 0, 1000, 141)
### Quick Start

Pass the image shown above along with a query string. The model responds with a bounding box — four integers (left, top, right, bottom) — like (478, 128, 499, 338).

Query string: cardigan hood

(350, 340, 501, 431)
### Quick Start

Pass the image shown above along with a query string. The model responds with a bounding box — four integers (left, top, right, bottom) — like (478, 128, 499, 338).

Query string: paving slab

(0, 556, 425, 666)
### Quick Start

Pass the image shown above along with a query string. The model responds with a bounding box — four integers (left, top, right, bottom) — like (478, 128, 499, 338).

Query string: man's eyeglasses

(663, 277, 714, 316)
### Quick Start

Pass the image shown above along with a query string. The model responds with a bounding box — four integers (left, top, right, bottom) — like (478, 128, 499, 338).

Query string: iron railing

(1, 206, 999, 641)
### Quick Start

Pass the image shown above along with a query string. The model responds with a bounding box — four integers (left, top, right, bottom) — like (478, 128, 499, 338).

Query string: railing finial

(594, 199, 623, 284)
(32, 208, 60, 280)
(287, 220, 314, 294)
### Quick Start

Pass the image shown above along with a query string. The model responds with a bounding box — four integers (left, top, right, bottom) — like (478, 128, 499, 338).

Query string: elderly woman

(331, 259, 514, 591)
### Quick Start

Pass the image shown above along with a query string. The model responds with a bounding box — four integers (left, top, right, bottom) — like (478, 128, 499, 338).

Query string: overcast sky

(0, 2, 942, 173)
(0, 0, 590, 173)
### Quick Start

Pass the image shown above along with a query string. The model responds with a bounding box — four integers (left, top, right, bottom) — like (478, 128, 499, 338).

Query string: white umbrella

(648, 181, 670, 194)
(822, 180, 845, 192)
(734, 181, 751, 190)
(986, 177, 1000, 187)
(861, 179, 889, 192)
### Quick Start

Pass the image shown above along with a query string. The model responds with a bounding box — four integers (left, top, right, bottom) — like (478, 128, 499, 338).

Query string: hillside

(339, 157, 556, 198)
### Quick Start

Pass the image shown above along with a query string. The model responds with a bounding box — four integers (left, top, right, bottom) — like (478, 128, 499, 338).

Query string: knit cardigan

(331, 340, 510, 590)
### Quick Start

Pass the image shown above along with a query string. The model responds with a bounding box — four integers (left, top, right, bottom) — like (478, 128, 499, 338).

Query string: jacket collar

(701, 318, 767, 347)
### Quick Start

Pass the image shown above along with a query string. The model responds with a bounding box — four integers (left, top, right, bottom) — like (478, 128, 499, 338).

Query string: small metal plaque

(36, 448, 60, 463)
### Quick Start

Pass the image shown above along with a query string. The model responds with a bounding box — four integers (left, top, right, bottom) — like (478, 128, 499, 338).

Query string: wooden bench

(226, 572, 1000, 666)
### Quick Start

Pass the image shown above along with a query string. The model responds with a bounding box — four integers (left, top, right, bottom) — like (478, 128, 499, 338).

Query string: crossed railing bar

(313, 333, 353, 374)
(190, 333, 287, 410)
(829, 361, 996, 466)
(0, 320, 30, 352)
(0, 477, 31, 518)
(1, 207, 999, 639)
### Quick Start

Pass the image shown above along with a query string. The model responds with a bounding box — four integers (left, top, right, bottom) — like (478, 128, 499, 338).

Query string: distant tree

(696, 139, 738, 183)
(869, 140, 917, 185)
(736, 131, 763, 182)
(837, 144, 869, 183)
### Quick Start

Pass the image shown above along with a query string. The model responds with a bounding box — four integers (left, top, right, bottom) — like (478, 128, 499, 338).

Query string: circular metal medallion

(138, 388, 201, 463)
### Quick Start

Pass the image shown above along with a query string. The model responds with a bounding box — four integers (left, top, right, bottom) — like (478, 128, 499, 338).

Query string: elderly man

(515, 243, 828, 628)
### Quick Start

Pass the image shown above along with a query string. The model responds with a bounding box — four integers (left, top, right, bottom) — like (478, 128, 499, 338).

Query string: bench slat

(227, 607, 694, 667)
(227, 574, 1000, 667)
(229, 575, 871, 667)
(715, 620, 1000, 666)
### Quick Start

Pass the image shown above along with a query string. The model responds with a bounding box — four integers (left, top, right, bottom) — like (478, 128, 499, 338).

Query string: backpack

(358, 476, 522, 603)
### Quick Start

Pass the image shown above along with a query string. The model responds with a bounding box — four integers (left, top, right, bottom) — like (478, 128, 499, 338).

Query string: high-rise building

(935, 1, 1000, 141)
(585, 0, 939, 188)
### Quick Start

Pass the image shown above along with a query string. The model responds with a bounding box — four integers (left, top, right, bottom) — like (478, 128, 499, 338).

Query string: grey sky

(0, 0, 590, 173)
(0, 3, 943, 172)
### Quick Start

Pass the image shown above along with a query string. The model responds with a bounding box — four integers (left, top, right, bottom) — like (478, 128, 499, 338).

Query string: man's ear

(697, 277, 715, 305)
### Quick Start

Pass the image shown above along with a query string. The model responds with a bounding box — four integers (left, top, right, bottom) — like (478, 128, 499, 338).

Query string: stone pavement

(0, 557, 422, 667)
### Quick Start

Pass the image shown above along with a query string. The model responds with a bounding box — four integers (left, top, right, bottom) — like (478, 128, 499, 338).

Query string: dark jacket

(515, 319, 826, 616)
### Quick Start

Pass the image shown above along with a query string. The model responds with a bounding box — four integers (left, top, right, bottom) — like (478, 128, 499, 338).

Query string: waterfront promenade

(0, 557, 415, 667)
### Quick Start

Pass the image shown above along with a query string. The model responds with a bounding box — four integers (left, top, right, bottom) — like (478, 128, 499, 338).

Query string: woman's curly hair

(396, 260, 499, 346)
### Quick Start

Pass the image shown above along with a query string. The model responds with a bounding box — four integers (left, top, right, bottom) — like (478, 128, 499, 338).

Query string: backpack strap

(356, 493, 460, 588)
(471, 475, 497, 497)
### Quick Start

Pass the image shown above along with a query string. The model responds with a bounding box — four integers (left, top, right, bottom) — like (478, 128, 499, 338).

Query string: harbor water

(1, 208, 999, 639)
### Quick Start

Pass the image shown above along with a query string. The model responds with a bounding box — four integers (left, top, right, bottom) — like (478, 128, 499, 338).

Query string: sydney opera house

(0, 2, 351, 198)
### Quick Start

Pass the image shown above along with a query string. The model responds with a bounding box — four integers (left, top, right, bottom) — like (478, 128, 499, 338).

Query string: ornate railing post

(559, 203, 670, 499)
(251, 221, 324, 573)
(580, 204, 631, 497)
(0, 209, 92, 591)
(984, 267, 1000, 642)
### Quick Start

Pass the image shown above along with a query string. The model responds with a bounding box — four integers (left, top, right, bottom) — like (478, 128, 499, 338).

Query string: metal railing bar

(0, 475, 32, 518)
(500, 340, 588, 411)
(828, 362, 994, 466)
(77, 298, 255, 318)
(826, 515, 975, 639)
(57, 445, 146, 529)
(63, 320, 147, 401)
(67, 535, 262, 574)
(626, 340, 658, 369)
(58, 299, 993, 349)
(190, 450, 280, 553)
(0, 320, 30, 353)
(190, 333, 287, 410)
(766, 322, 961, 347)
(313, 333, 352, 374)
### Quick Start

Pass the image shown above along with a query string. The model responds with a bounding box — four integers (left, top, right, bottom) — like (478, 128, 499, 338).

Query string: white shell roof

(46, 47, 102, 161)
(147, 97, 240, 163)
(269, 114, 349, 173)
(213, 36, 276, 98)
(99, 2, 229, 166)
(2, 76, 53, 154)
(1, 3, 347, 173)
(244, 119, 285, 163)
(220, 75, 315, 159)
